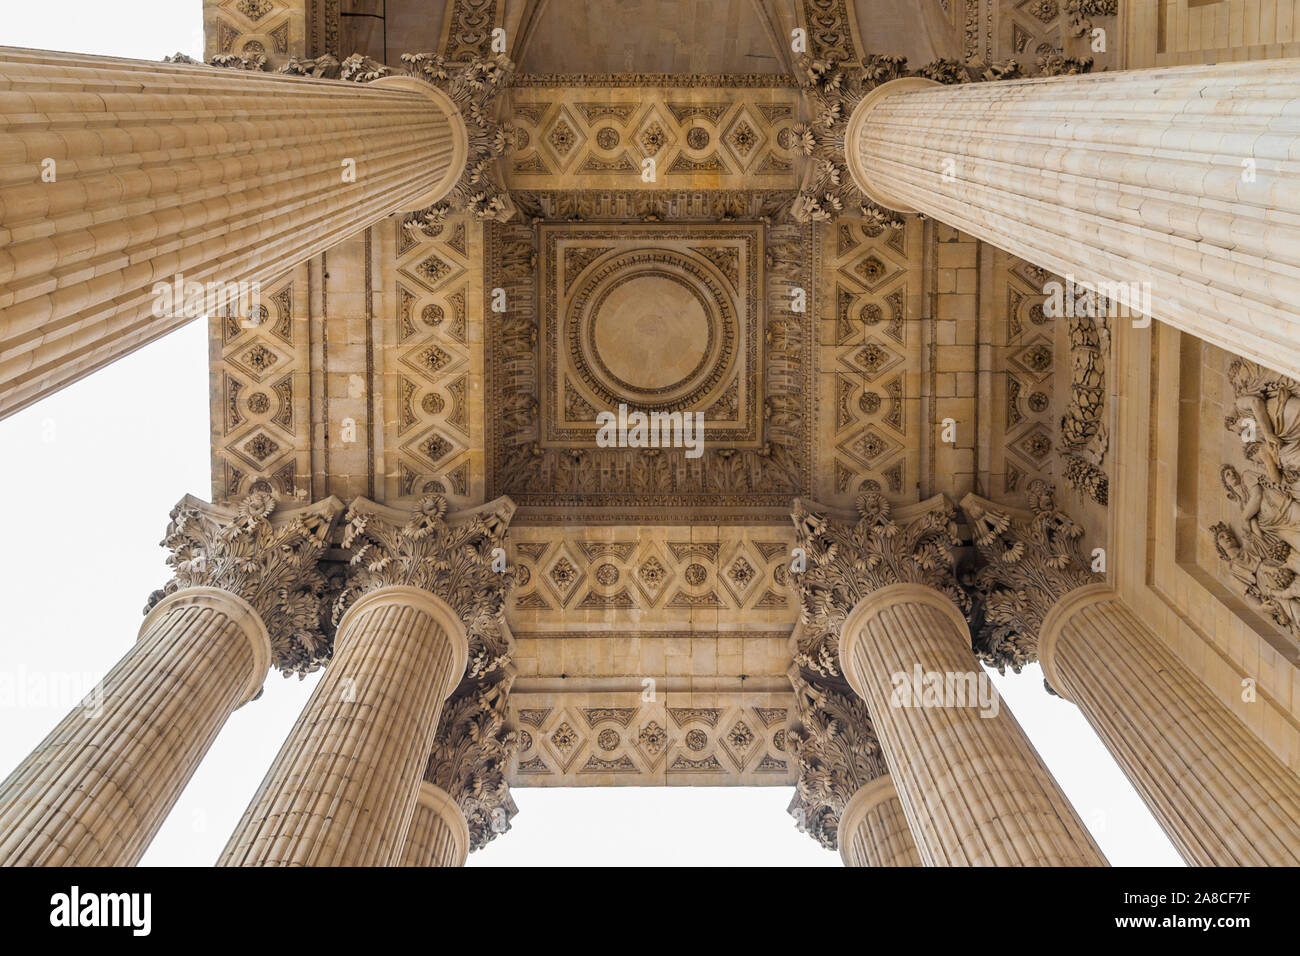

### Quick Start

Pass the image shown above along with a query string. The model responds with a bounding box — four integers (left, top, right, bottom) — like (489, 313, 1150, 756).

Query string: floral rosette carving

(400, 52, 517, 225)
(148, 493, 344, 677)
(961, 481, 1099, 673)
(791, 492, 966, 678)
(786, 669, 887, 850)
(427, 672, 520, 852)
(333, 495, 518, 683)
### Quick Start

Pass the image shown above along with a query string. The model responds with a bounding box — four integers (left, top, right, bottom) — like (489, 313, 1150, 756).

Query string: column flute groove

(843, 60, 1300, 380)
(219, 495, 516, 867)
(1040, 587, 1300, 865)
(0, 47, 518, 418)
(0, 493, 340, 866)
(843, 586, 1106, 866)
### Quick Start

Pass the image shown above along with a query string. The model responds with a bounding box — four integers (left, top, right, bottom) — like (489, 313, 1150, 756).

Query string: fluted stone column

(0, 47, 468, 418)
(846, 61, 1300, 380)
(0, 491, 340, 866)
(841, 583, 1106, 866)
(1041, 585, 1300, 866)
(838, 775, 921, 868)
(399, 783, 469, 867)
(219, 494, 515, 867)
(0, 588, 268, 866)
(964, 486, 1300, 865)
(218, 586, 467, 867)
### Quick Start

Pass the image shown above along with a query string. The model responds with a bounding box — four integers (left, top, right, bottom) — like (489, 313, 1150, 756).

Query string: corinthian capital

(961, 480, 1100, 673)
(335, 495, 518, 682)
(426, 671, 520, 853)
(786, 669, 887, 850)
(790, 491, 966, 678)
(150, 493, 345, 676)
(398, 52, 517, 225)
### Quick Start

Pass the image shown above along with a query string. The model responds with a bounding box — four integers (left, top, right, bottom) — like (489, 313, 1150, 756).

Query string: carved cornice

(790, 492, 966, 678)
(426, 670, 520, 853)
(149, 493, 344, 676)
(785, 669, 887, 850)
(399, 53, 517, 224)
(961, 481, 1100, 674)
(334, 495, 518, 682)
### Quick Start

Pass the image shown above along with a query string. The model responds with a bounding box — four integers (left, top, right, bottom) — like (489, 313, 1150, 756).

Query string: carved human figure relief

(1215, 359, 1300, 636)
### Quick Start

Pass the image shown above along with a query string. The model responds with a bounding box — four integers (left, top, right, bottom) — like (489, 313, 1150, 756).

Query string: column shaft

(847, 62, 1300, 379)
(399, 782, 469, 867)
(219, 586, 466, 867)
(0, 48, 466, 417)
(0, 588, 269, 865)
(839, 775, 921, 867)
(842, 583, 1106, 866)
(1042, 588, 1300, 866)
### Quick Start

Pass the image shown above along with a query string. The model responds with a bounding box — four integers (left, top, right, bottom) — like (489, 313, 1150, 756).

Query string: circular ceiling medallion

(567, 248, 737, 411)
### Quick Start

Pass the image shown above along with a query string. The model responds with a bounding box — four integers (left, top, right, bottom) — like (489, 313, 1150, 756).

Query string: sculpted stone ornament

(791, 54, 907, 224)
(147, 492, 345, 676)
(399, 52, 517, 225)
(1036, 52, 1096, 76)
(337, 53, 391, 82)
(334, 495, 518, 682)
(790, 490, 966, 678)
(1214, 359, 1300, 638)
(961, 481, 1099, 673)
(279, 53, 342, 79)
(426, 670, 520, 852)
(786, 668, 887, 850)
(1065, 0, 1119, 37)
(207, 52, 269, 71)
(1060, 310, 1110, 505)
(791, 52, 1092, 223)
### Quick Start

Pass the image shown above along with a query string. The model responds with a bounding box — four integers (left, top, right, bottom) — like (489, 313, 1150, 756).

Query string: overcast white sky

(0, 0, 1183, 866)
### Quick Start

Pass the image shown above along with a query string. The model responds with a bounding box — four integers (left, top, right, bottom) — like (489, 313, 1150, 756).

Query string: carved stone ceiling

(485, 209, 812, 524)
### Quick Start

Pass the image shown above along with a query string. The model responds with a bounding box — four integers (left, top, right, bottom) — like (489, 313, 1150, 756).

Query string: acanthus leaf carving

(334, 494, 518, 682)
(427, 669, 520, 852)
(785, 668, 886, 850)
(961, 480, 1099, 673)
(791, 52, 1091, 224)
(148, 492, 345, 676)
(279, 53, 342, 79)
(400, 53, 517, 225)
(790, 492, 966, 678)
